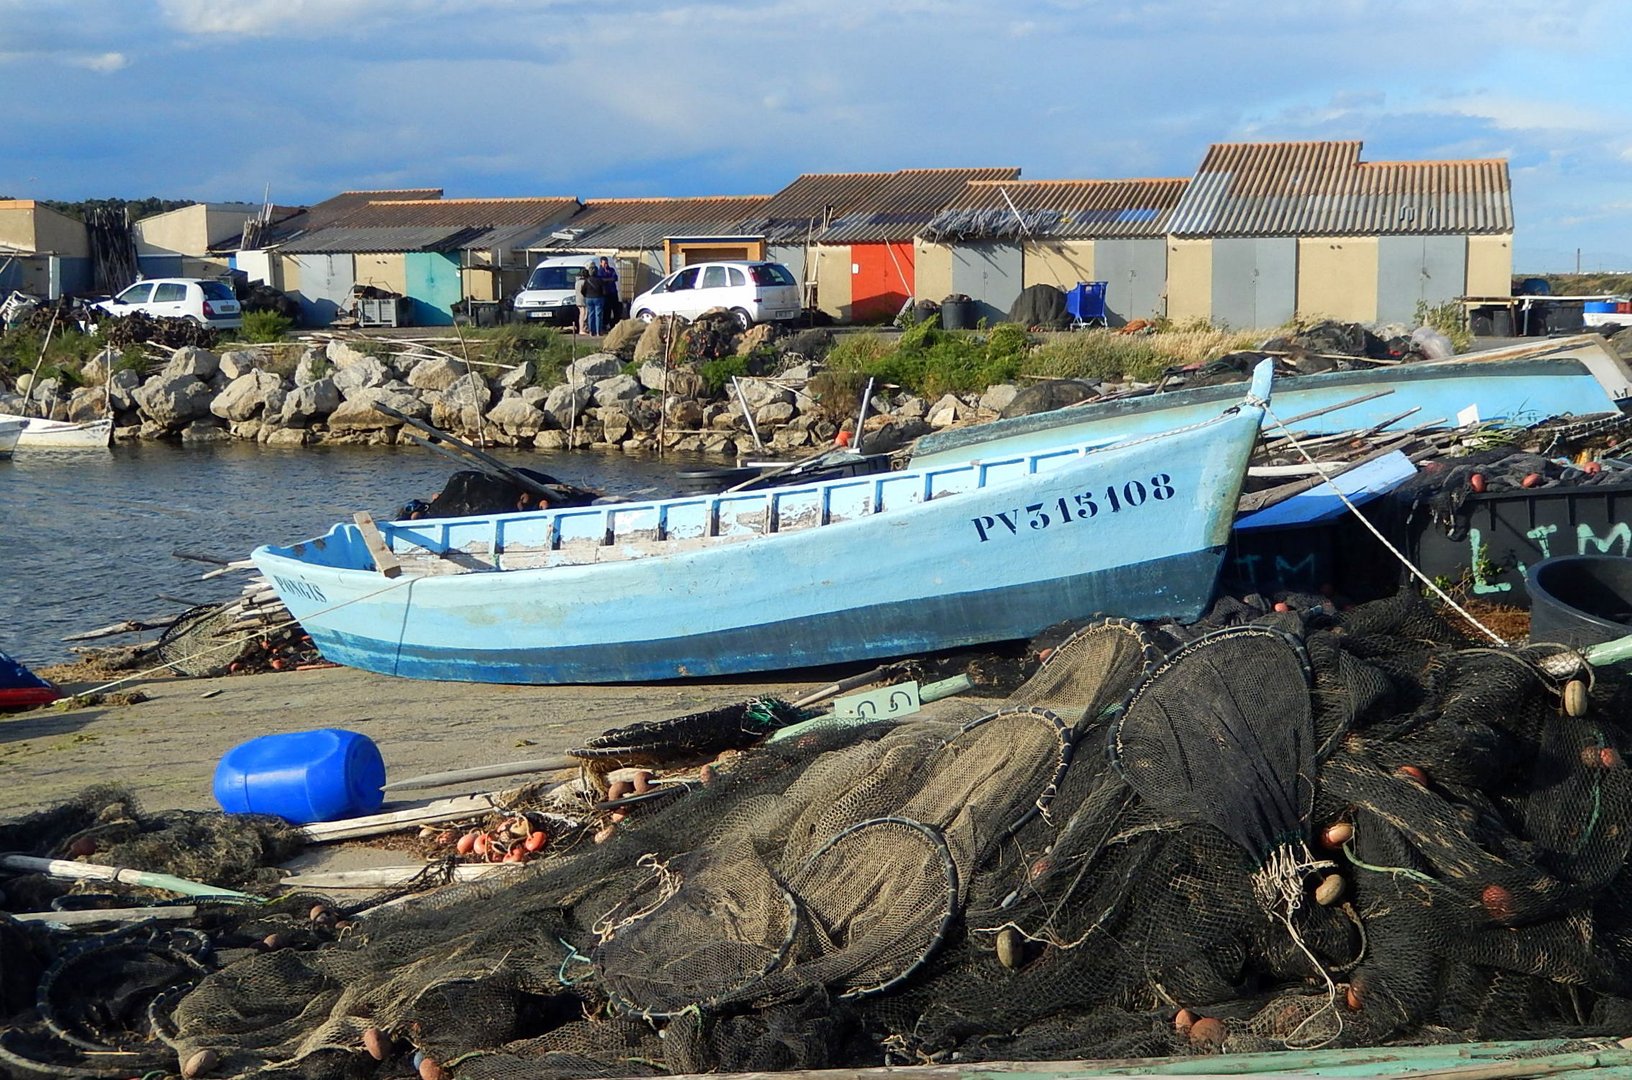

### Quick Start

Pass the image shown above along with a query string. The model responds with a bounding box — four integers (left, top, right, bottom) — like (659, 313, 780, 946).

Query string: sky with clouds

(3, 0, 1628, 272)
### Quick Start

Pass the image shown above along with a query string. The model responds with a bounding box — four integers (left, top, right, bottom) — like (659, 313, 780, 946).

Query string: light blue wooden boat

(910, 354, 1617, 470)
(252, 365, 1274, 684)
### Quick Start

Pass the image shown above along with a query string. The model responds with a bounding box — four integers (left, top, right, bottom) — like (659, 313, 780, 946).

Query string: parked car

(631, 261, 801, 329)
(511, 254, 601, 325)
(94, 278, 243, 330)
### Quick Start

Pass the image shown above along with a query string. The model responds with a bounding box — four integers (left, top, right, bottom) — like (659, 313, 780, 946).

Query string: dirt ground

(0, 665, 842, 820)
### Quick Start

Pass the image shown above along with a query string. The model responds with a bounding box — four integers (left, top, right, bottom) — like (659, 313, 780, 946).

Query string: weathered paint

(1164, 238, 1212, 324)
(404, 251, 461, 326)
(911, 355, 1616, 469)
(1297, 237, 1379, 323)
(1092, 239, 1167, 325)
(254, 367, 1269, 685)
(354, 252, 408, 297)
(1466, 234, 1514, 298)
(1023, 240, 1094, 291)
(1377, 235, 1467, 323)
(292, 253, 354, 327)
(852, 241, 916, 323)
(1212, 237, 1297, 329)
(913, 240, 954, 305)
(812, 245, 853, 320)
(949, 242, 1020, 326)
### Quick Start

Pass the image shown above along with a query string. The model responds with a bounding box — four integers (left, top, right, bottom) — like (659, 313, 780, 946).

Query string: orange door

(850, 242, 915, 324)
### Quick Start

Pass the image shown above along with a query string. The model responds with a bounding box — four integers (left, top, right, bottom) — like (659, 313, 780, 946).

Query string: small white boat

(0, 413, 113, 450)
(0, 417, 24, 459)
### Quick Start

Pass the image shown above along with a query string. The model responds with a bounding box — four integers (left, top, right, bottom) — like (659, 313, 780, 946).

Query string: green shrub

(239, 310, 292, 343)
(698, 354, 750, 394)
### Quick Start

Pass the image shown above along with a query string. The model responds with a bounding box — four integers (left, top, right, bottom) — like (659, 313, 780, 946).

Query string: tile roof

(257, 189, 446, 248)
(531, 196, 771, 251)
(922, 178, 1189, 241)
(1168, 141, 1512, 236)
(818, 167, 1022, 243)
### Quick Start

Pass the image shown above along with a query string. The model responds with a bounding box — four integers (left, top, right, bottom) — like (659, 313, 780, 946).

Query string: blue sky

(3, 0, 1629, 272)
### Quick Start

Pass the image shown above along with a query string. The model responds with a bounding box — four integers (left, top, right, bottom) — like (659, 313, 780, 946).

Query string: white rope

(1260, 402, 1508, 647)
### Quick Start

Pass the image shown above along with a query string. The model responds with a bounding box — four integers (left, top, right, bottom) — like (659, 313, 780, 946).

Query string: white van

(511, 255, 601, 325)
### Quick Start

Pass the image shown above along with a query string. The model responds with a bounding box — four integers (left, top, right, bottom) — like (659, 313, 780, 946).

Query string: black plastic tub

(1527, 555, 1632, 648)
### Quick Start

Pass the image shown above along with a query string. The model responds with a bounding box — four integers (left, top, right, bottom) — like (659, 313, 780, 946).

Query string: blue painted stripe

(304, 547, 1226, 683)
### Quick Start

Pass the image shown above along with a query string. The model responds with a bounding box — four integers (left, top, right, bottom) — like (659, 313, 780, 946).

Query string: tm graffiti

(1467, 522, 1632, 594)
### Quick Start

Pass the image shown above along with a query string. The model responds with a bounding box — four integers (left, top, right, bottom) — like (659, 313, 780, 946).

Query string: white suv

(95, 278, 243, 330)
(631, 261, 801, 329)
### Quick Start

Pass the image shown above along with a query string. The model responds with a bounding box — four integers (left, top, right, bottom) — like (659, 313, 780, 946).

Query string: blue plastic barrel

(1584, 300, 1618, 314)
(213, 729, 386, 824)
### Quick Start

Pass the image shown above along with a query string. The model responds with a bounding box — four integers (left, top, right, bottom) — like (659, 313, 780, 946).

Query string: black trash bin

(941, 298, 976, 331)
(1528, 555, 1632, 648)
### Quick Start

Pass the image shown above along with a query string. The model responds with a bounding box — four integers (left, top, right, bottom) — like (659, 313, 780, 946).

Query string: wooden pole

(0, 854, 254, 899)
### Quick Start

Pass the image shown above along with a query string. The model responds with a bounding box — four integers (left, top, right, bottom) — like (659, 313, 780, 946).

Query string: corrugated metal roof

(530, 196, 771, 251)
(329, 197, 580, 229)
(259, 189, 445, 247)
(750, 172, 899, 241)
(1168, 141, 1512, 236)
(819, 167, 1022, 243)
(277, 225, 487, 255)
(923, 178, 1189, 240)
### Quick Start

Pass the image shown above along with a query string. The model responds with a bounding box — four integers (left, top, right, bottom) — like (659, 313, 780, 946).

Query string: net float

(1470, 472, 1486, 493)
(1564, 679, 1589, 718)
(1188, 1016, 1225, 1049)
(507, 817, 531, 839)
(633, 770, 653, 793)
(182, 1048, 220, 1078)
(1482, 883, 1515, 923)
(1345, 982, 1363, 1011)
(1584, 461, 1603, 476)
(502, 848, 526, 863)
(432, 830, 456, 847)
(996, 927, 1024, 969)
(418, 1056, 447, 1080)
(66, 836, 98, 858)
(455, 832, 477, 855)
(608, 779, 634, 801)
(594, 825, 616, 844)
(1173, 1007, 1195, 1035)
(524, 830, 549, 852)
(1603, 747, 1623, 769)
(308, 903, 333, 923)
(1273, 601, 1292, 612)
(1396, 765, 1428, 786)
(261, 932, 290, 951)
(699, 764, 716, 786)
(472, 833, 493, 857)
(363, 1027, 393, 1061)
(1522, 473, 1542, 488)
(1321, 821, 1354, 849)
(1314, 873, 1345, 906)
(610, 809, 628, 824)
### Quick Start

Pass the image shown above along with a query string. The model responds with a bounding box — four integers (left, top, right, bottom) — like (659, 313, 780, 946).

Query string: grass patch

(1026, 327, 1262, 383)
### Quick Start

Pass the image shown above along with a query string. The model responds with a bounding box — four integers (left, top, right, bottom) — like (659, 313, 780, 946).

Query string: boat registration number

(971, 473, 1175, 542)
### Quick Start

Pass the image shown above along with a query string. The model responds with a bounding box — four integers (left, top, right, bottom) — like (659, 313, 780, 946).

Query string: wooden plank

(13, 905, 199, 926)
(280, 864, 516, 889)
(353, 511, 403, 578)
(297, 792, 507, 843)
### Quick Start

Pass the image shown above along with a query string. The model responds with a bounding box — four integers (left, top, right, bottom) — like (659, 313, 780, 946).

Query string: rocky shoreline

(2, 316, 1017, 460)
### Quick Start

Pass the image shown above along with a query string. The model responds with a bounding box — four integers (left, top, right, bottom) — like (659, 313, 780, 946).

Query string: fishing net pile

(10, 591, 1632, 1079)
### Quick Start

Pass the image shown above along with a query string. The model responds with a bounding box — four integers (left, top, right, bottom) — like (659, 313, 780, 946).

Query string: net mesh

(8, 594, 1632, 1077)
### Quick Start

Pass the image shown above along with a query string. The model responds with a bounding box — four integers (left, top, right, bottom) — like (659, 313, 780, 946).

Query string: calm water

(0, 441, 706, 666)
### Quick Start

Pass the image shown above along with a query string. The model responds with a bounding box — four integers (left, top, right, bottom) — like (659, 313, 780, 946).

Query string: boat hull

(0, 419, 22, 459)
(0, 414, 113, 450)
(255, 368, 1270, 684)
(910, 355, 1615, 469)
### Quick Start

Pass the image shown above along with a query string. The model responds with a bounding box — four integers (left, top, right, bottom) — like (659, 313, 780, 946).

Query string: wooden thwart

(353, 512, 402, 578)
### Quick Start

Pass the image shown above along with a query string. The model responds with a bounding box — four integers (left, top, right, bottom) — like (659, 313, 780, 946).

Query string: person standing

(595, 256, 621, 325)
(574, 268, 591, 334)
(582, 267, 607, 336)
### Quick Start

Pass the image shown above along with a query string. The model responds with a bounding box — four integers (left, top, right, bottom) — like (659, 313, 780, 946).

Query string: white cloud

(70, 51, 127, 72)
